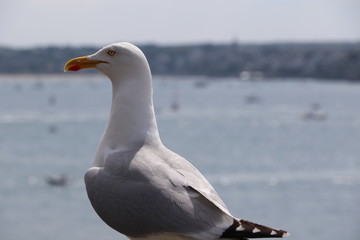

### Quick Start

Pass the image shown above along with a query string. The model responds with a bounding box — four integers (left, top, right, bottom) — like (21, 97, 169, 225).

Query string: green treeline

(0, 43, 359, 80)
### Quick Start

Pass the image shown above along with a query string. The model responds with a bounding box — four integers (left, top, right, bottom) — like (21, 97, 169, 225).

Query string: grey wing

(175, 162, 289, 240)
(157, 146, 236, 238)
(161, 146, 232, 216)
(135, 145, 235, 238)
(85, 165, 232, 240)
(85, 145, 288, 239)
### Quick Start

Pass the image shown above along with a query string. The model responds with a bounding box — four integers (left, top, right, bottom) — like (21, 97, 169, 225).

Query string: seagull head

(64, 42, 151, 81)
(64, 42, 160, 154)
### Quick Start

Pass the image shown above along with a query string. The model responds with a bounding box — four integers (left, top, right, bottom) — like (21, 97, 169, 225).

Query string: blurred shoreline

(0, 42, 359, 81)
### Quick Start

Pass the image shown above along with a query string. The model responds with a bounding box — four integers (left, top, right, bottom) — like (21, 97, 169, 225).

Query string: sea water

(0, 74, 359, 240)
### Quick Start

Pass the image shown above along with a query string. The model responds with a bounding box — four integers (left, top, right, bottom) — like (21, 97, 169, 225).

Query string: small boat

(244, 94, 261, 104)
(302, 103, 327, 121)
(45, 174, 69, 186)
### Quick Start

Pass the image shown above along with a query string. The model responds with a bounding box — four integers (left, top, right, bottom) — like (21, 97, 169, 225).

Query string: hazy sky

(1, 0, 359, 47)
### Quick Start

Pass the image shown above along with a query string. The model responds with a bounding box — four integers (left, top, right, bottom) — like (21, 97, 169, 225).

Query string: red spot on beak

(68, 65, 80, 71)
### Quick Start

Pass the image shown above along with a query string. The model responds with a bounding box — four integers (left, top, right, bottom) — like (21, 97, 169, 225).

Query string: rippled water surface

(1, 74, 359, 240)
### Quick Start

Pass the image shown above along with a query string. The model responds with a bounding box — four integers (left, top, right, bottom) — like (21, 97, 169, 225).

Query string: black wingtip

(221, 219, 289, 239)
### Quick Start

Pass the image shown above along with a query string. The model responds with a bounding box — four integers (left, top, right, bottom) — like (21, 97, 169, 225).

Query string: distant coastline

(0, 42, 359, 81)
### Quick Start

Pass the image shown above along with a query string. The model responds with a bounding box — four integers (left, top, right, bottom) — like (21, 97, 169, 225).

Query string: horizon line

(1, 39, 360, 49)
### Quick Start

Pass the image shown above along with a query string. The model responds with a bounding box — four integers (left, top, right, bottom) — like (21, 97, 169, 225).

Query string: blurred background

(0, 1, 359, 240)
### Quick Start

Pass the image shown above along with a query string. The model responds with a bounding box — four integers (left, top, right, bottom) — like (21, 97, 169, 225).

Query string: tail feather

(220, 219, 289, 239)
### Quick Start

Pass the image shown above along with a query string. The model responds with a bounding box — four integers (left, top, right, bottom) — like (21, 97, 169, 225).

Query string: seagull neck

(94, 75, 161, 167)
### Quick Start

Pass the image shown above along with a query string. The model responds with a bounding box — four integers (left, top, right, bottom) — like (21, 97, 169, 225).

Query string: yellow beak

(64, 56, 108, 72)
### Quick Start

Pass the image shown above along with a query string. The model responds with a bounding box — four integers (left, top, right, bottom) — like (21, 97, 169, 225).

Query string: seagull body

(64, 42, 288, 240)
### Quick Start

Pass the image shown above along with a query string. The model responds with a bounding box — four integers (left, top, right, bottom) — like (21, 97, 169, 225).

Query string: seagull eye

(107, 50, 116, 56)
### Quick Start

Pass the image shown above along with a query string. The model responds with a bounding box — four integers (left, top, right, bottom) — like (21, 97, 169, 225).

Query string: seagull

(64, 42, 288, 240)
